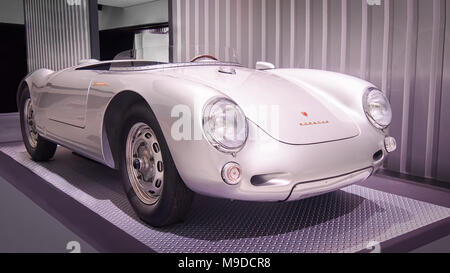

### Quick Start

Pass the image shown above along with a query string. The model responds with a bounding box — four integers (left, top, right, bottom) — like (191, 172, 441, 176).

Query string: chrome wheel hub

(24, 98, 38, 149)
(126, 123, 164, 205)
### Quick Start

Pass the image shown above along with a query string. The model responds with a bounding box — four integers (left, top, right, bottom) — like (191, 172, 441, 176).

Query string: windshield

(113, 45, 240, 65)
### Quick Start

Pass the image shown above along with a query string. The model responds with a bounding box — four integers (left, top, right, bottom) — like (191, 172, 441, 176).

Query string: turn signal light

(221, 162, 242, 185)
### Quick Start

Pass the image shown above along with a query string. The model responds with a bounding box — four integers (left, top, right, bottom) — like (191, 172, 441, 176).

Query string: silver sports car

(18, 51, 396, 227)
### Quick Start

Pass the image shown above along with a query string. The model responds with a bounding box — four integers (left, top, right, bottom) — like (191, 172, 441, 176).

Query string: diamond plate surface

(1, 143, 449, 253)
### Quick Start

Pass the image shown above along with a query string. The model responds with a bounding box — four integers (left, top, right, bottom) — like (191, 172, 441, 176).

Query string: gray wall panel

(280, 0, 290, 68)
(367, 1, 384, 88)
(294, 0, 306, 67)
(347, 0, 362, 77)
(386, 0, 407, 172)
(24, 0, 95, 72)
(252, 0, 262, 66)
(328, 0, 342, 72)
(410, 0, 432, 177)
(437, 0, 450, 182)
(173, 0, 450, 183)
(266, 0, 277, 66)
(310, 0, 323, 70)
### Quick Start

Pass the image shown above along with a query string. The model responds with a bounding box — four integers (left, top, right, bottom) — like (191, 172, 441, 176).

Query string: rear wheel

(19, 88, 57, 161)
(119, 103, 194, 227)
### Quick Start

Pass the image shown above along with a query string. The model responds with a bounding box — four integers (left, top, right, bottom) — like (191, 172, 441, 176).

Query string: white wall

(98, 0, 168, 30)
(0, 0, 24, 24)
(135, 31, 169, 62)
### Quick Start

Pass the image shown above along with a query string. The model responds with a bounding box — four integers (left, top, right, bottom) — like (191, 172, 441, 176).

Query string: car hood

(170, 66, 360, 145)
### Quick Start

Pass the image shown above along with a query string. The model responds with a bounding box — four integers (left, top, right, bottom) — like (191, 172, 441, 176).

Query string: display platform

(1, 142, 449, 253)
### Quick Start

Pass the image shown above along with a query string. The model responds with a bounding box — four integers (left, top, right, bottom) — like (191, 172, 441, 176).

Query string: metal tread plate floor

(1, 143, 449, 253)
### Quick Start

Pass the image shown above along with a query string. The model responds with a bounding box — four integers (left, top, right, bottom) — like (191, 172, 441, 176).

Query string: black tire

(119, 103, 194, 227)
(19, 87, 57, 162)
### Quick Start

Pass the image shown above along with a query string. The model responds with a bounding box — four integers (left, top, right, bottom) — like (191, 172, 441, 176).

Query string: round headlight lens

(203, 98, 248, 153)
(363, 88, 392, 129)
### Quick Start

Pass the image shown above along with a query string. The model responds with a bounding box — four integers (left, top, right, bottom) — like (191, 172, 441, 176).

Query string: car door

(45, 67, 102, 128)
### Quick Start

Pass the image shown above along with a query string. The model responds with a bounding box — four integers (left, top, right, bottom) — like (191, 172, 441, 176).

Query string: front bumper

(286, 167, 373, 201)
(174, 120, 388, 202)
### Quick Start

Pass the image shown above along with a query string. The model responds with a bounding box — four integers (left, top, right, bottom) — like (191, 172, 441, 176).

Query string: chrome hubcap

(126, 123, 164, 205)
(24, 98, 38, 149)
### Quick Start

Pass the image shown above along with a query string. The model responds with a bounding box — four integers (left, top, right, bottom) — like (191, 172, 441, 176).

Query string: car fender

(269, 69, 377, 114)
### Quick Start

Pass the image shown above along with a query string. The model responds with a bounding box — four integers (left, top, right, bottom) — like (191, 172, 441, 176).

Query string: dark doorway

(0, 23, 27, 113)
(99, 28, 134, 61)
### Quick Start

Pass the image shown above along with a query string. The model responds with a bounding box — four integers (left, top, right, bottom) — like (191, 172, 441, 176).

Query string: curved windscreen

(113, 45, 240, 65)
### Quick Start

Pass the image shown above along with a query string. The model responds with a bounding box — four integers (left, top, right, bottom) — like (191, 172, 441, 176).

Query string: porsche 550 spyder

(17, 51, 396, 227)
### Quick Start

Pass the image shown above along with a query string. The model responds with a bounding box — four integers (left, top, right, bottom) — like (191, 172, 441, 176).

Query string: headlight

(363, 88, 392, 129)
(203, 98, 248, 153)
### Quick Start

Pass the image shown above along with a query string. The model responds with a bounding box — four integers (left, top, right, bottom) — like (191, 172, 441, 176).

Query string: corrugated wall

(172, 0, 450, 183)
(24, 0, 94, 72)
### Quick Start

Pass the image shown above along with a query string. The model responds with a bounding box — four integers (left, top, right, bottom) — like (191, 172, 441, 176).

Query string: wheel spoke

(24, 98, 38, 148)
(142, 180, 162, 196)
(125, 123, 164, 205)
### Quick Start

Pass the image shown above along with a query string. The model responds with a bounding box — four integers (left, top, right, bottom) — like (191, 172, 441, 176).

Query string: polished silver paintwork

(22, 60, 390, 202)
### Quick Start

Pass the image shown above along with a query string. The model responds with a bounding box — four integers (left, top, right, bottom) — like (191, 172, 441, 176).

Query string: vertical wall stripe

(70, 3, 76, 64)
(400, 0, 417, 174)
(56, 0, 62, 69)
(204, 0, 209, 54)
(46, 1, 52, 69)
(52, 0, 57, 69)
(381, 0, 391, 96)
(360, 0, 368, 79)
(225, 0, 230, 60)
(54, 2, 57, 70)
(66, 1, 71, 64)
(74, 5, 80, 65)
(47, 0, 52, 69)
(275, 0, 280, 67)
(27, 1, 32, 69)
(305, 0, 311, 68)
(248, 0, 254, 68)
(82, 1, 89, 60)
(44, 0, 49, 66)
(261, 0, 266, 61)
(322, 0, 328, 70)
(194, 0, 199, 56)
(185, 0, 190, 60)
(236, 0, 242, 61)
(378, 0, 396, 173)
(77, 2, 82, 65)
(58, 2, 63, 67)
(48, 1, 53, 66)
(289, 0, 295, 68)
(425, 0, 443, 178)
(176, 0, 181, 61)
(24, 1, 30, 69)
(340, 0, 347, 73)
(59, 0, 64, 68)
(27, 1, 33, 70)
(24, 0, 93, 72)
(214, 0, 219, 57)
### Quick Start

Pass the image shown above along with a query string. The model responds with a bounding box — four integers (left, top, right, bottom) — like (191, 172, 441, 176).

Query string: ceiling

(98, 0, 159, 8)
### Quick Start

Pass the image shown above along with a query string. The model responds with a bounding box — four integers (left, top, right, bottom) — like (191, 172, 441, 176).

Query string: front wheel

(119, 104, 194, 227)
(19, 88, 57, 161)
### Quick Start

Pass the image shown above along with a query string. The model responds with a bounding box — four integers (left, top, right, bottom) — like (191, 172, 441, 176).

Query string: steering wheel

(190, 54, 218, 62)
